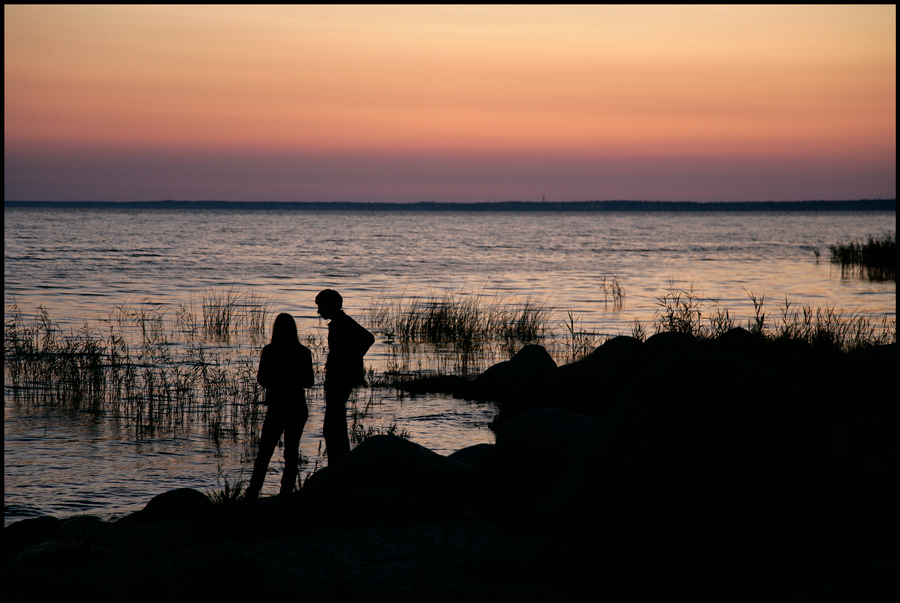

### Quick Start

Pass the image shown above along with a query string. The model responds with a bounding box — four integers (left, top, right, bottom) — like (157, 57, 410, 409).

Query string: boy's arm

(358, 324, 375, 356)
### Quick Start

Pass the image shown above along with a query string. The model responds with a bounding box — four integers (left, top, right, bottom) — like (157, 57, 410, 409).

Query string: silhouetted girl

(245, 313, 314, 501)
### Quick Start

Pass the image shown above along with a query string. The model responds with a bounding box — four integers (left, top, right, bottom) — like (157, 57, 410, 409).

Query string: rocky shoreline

(4, 329, 896, 598)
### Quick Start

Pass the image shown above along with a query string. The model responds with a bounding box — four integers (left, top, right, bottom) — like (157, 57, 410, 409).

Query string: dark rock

(491, 408, 593, 496)
(497, 344, 558, 391)
(836, 343, 897, 413)
(301, 435, 484, 501)
(483, 345, 560, 429)
(768, 336, 817, 364)
(643, 330, 697, 358)
(707, 326, 764, 357)
(770, 336, 846, 374)
(448, 443, 495, 474)
(760, 337, 843, 409)
(539, 348, 831, 559)
(470, 360, 509, 400)
(5, 516, 111, 573)
(3, 516, 62, 563)
(579, 334, 645, 367)
(475, 344, 559, 405)
(118, 487, 215, 524)
(7, 537, 107, 572)
(554, 335, 646, 415)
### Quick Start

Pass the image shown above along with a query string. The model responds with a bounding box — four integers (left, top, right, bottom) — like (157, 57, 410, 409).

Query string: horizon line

(4, 199, 896, 212)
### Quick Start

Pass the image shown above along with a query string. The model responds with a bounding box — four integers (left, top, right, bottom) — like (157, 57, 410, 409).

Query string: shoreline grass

(638, 282, 895, 350)
(5, 283, 896, 456)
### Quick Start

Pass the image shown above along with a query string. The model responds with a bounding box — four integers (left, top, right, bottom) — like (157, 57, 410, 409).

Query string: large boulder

(448, 442, 495, 475)
(553, 335, 646, 415)
(3, 516, 62, 565)
(301, 435, 484, 501)
(496, 344, 558, 391)
(838, 343, 897, 412)
(118, 488, 215, 525)
(539, 347, 832, 560)
(484, 344, 559, 428)
(491, 408, 594, 496)
(642, 330, 697, 359)
(702, 326, 763, 357)
(469, 360, 509, 401)
(474, 344, 558, 402)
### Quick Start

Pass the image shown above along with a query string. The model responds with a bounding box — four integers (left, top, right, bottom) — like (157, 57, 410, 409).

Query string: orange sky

(4, 5, 896, 201)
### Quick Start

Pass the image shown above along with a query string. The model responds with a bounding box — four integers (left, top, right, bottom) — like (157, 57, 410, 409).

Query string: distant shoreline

(4, 199, 896, 211)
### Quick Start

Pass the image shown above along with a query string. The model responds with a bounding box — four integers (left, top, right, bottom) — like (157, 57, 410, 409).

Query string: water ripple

(4, 208, 895, 525)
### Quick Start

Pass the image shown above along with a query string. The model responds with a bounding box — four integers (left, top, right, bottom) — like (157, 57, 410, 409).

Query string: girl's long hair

(271, 313, 301, 347)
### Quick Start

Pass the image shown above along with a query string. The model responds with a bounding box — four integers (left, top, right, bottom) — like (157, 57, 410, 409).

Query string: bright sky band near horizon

(4, 5, 896, 202)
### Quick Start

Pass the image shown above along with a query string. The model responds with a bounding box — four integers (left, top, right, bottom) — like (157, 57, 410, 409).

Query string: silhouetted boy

(315, 289, 375, 464)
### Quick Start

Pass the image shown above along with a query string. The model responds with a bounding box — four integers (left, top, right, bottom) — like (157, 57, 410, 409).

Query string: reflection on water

(4, 389, 496, 525)
(4, 208, 896, 525)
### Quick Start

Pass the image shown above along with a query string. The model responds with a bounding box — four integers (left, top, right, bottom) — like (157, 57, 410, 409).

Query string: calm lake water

(4, 207, 896, 525)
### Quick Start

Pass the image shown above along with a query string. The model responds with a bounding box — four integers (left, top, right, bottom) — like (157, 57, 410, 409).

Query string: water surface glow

(4, 208, 896, 525)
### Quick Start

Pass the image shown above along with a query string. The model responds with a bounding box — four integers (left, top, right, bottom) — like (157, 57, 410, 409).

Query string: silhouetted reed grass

(829, 232, 896, 281)
(4, 300, 266, 445)
(559, 309, 602, 364)
(639, 282, 895, 351)
(369, 286, 555, 378)
(206, 473, 247, 506)
(348, 387, 410, 445)
(371, 277, 894, 385)
(4, 306, 109, 411)
(201, 286, 273, 342)
(369, 288, 551, 350)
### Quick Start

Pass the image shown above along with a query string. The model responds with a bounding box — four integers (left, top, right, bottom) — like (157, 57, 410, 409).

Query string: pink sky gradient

(4, 5, 896, 202)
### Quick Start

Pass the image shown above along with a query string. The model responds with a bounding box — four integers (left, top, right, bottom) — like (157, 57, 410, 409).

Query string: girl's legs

(280, 405, 308, 495)
(245, 407, 284, 501)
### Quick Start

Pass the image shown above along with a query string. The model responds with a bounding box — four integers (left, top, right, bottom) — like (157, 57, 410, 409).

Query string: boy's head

(315, 289, 343, 319)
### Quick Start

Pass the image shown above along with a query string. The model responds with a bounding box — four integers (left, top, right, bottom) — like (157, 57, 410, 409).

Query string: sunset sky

(4, 5, 896, 202)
